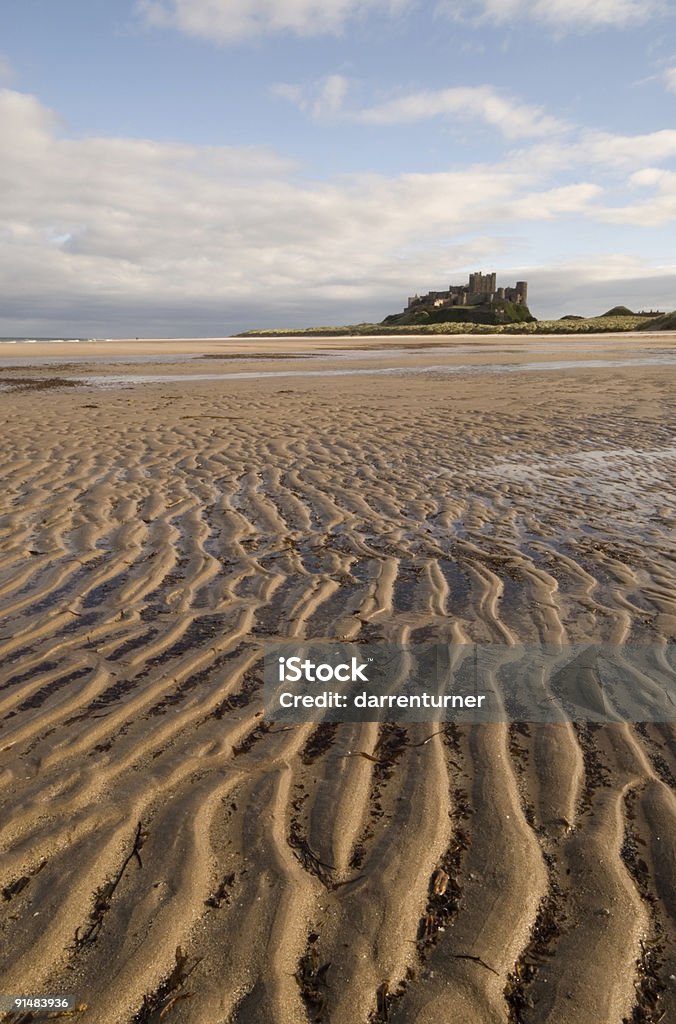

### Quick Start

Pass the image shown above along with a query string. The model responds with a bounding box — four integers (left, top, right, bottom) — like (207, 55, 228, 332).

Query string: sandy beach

(0, 333, 674, 1024)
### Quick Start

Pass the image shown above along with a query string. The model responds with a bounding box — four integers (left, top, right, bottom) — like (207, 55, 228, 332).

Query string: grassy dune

(238, 313, 671, 338)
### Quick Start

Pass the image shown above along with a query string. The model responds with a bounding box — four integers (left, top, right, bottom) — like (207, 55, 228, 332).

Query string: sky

(1, 0, 675, 336)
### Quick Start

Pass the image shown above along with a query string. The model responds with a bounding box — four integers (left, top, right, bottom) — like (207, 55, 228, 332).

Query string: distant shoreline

(237, 312, 668, 338)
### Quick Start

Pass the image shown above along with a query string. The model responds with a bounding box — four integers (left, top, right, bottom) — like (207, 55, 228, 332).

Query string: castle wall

(405, 272, 528, 312)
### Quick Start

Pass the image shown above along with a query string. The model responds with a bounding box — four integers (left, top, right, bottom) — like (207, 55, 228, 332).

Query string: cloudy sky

(1, 0, 675, 336)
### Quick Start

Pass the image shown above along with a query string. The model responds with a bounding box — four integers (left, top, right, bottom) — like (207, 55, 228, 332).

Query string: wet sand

(0, 334, 674, 1023)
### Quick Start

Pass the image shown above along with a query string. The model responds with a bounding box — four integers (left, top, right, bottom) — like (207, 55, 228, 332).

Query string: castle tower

(468, 271, 497, 302)
(516, 281, 528, 304)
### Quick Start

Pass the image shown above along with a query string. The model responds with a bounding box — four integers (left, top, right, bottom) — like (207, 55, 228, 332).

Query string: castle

(406, 272, 528, 312)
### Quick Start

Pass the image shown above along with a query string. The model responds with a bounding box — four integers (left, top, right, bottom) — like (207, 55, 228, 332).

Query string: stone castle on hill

(407, 271, 528, 312)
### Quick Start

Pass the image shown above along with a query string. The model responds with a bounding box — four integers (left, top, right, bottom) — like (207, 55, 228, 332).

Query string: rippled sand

(0, 335, 674, 1024)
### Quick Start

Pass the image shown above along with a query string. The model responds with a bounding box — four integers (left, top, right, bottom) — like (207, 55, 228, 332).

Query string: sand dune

(0, 336, 674, 1023)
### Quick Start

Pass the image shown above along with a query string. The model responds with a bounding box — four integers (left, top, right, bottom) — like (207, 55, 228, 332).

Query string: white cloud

(504, 128, 676, 179)
(273, 74, 351, 120)
(273, 78, 568, 138)
(1, 87, 673, 334)
(584, 128, 676, 165)
(311, 74, 350, 119)
(277, 80, 676, 167)
(629, 167, 669, 187)
(437, 0, 661, 30)
(352, 85, 567, 139)
(599, 167, 676, 225)
(664, 66, 676, 92)
(510, 182, 602, 218)
(137, 0, 662, 43)
(137, 0, 410, 41)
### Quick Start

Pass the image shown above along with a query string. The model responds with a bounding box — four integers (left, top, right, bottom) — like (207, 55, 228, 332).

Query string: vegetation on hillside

(636, 311, 676, 331)
(238, 310, 676, 338)
(601, 305, 636, 317)
(381, 300, 535, 328)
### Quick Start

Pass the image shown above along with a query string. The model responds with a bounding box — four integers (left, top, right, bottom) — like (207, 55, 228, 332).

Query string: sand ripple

(0, 356, 674, 1024)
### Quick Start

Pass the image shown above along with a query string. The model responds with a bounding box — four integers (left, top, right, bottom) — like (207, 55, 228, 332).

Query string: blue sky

(1, 0, 675, 335)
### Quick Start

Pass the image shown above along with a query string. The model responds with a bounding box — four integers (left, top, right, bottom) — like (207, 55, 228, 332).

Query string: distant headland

(237, 271, 674, 337)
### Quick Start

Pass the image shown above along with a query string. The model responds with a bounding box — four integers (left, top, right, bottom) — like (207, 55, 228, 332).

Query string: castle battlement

(407, 272, 528, 312)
